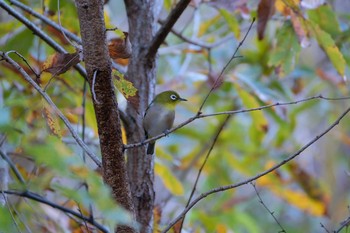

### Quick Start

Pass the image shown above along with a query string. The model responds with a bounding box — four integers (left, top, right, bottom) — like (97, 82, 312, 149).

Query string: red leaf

(257, 0, 276, 40)
(42, 51, 81, 76)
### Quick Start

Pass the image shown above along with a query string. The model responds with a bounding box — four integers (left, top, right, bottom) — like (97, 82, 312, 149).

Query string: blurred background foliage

(1, 0, 350, 232)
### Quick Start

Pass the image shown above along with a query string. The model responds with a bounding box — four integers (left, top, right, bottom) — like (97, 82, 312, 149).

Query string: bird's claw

(163, 129, 170, 137)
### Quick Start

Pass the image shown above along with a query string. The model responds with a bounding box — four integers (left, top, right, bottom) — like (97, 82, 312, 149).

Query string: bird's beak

(179, 97, 187, 101)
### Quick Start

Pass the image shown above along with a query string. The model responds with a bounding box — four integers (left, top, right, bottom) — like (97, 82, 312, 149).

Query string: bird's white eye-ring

(170, 94, 177, 100)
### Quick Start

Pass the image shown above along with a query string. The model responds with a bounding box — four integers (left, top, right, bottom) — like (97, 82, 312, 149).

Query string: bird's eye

(170, 94, 177, 100)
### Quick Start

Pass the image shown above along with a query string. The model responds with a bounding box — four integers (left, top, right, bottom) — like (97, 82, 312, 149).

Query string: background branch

(146, 0, 191, 58)
(162, 105, 350, 232)
(8, 0, 82, 44)
(251, 182, 286, 233)
(2, 190, 108, 233)
(0, 51, 101, 167)
(0, 1, 86, 79)
(198, 18, 255, 112)
(178, 109, 234, 231)
(0, 149, 25, 185)
(334, 214, 350, 233)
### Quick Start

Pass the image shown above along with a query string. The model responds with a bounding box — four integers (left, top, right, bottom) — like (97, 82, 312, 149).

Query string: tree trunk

(123, 0, 161, 232)
(75, 1, 136, 232)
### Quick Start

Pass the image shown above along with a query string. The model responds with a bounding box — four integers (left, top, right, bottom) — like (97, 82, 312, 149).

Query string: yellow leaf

(199, 15, 221, 37)
(235, 85, 268, 133)
(69, 165, 90, 179)
(219, 9, 240, 38)
(257, 165, 326, 216)
(275, 0, 300, 15)
(281, 189, 326, 216)
(155, 162, 184, 196)
(308, 21, 345, 76)
(42, 101, 61, 138)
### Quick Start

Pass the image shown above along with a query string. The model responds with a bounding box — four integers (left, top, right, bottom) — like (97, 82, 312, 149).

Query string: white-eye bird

(143, 90, 187, 155)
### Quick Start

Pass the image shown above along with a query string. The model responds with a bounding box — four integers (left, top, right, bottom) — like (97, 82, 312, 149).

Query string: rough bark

(75, 1, 135, 232)
(123, 1, 160, 232)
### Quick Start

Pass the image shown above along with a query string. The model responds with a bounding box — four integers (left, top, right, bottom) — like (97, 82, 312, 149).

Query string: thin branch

(4, 192, 33, 233)
(163, 20, 233, 49)
(198, 18, 255, 113)
(161, 105, 350, 232)
(2, 190, 108, 233)
(0, 1, 86, 80)
(124, 95, 350, 150)
(146, 0, 191, 59)
(0, 149, 26, 185)
(57, 0, 78, 48)
(0, 51, 101, 168)
(251, 182, 286, 233)
(1, 192, 23, 233)
(320, 222, 331, 233)
(179, 111, 233, 231)
(8, 0, 82, 44)
(334, 214, 350, 232)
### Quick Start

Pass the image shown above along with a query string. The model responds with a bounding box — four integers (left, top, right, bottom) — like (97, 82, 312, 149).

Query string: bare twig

(320, 222, 331, 233)
(1, 192, 23, 233)
(0, 51, 101, 168)
(4, 192, 33, 233)
(178, 112, 233, 231)
(251, 183, 286, 233)
(147, 0, 191, 59)
(57, 0, 78, 48)
(164, 20, 233, 49)
(92, 70, 101, 104)
(0, 1, 86, 80)
(8, 0, 82, 44)
(198, 18, 255, 113)
(0, 149, 25, 185)
(106, 26, 119, 32)
(124, 95, 350, 150)
(161, 105, 350, 232)
(334, 215, 350, 233)
(2, 190, 108, 233)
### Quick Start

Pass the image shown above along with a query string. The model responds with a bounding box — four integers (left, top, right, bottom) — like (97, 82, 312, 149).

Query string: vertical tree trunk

(123, 0, 161, 232)
(75, 1, 135, 232)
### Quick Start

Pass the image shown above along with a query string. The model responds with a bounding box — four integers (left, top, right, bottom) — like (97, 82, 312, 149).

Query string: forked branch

(162, 105, 350, 232)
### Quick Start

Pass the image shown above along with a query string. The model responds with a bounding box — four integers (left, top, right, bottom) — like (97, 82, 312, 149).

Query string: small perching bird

(143, 90, 187, 155)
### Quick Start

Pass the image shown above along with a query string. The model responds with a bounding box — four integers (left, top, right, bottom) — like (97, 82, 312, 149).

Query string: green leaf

(219, 9, 240, 38)
(23, 136, 70, 173)
(0, 206, 17, 232)
(3, 29, 35, 57)
(155, 161, 184, 196)
(268, 22, 301, 77)
(308, 5, 341, 37)
(309, 21, 346, 77)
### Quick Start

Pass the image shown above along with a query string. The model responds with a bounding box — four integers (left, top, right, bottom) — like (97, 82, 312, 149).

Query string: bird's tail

(147, 142, 155, 155)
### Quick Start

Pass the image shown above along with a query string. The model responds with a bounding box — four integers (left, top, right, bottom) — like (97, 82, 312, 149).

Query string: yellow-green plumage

(143, 91, 187, 155)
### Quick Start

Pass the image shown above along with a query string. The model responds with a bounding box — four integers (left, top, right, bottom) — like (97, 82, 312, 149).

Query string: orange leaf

(108, 32, 131, 61)
(153, 205, 162, 233)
